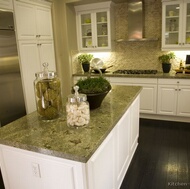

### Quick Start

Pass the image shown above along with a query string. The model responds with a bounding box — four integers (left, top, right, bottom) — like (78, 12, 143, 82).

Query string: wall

(52, 0, 188, 96)
(71, 0, 167, 73)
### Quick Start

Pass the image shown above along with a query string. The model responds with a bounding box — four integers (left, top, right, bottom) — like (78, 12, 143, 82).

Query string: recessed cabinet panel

(14, 2, 36, 40)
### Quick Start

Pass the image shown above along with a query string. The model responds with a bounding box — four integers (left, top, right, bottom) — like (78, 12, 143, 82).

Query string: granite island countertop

(0, 85, 142, 163)
(73, 71, 190, 79)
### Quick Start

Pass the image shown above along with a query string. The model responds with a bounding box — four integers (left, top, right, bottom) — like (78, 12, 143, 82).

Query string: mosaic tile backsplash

(72, 0, 182, 74)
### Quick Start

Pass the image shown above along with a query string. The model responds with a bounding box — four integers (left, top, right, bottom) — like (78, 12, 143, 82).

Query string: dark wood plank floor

(120, 118, 190, 189)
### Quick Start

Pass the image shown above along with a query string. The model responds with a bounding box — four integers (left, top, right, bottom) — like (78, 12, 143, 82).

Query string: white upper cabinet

(0, 0, 13, 10)
(75, 1, 115, 52)
(162, 0, 190, 50)
(14, 1, 53, 40)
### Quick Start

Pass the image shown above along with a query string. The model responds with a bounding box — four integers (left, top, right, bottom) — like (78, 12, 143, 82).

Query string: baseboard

(140, 113, 190, 123)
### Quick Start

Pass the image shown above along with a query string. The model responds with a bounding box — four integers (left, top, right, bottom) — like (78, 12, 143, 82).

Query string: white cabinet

(110, 77, 157, 114)
(14, 1, 53, 40)
(0, 0, 13, 10)
(18, 40, 56, 113)
(75, 1, 115, 52)
(162, 0, 190, 50)
(14, 0, 56, 114)
(157, 79, 190, 117)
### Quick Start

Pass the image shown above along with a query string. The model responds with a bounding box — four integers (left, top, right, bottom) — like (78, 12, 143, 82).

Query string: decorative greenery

(158, 52, 176, 64)
(74, 77, 111, 94)
(78, 53, 94, 64)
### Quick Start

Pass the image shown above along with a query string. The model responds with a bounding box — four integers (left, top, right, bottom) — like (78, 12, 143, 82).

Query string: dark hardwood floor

(120, 118, 190, 189)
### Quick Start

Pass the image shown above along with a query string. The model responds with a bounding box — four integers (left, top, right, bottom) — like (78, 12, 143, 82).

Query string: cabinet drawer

(158, 78, 190, 85)
(110, 77, 157, 84)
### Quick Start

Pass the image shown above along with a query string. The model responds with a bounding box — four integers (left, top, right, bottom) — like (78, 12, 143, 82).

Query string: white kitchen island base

(0, 86, 141, 189)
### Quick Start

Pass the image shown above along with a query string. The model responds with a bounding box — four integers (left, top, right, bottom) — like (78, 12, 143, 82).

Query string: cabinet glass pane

(96, 11, 108, 47)
(80, 14, 92, 48)
(165, 4, 179, 45)
(186, 3, 190, 44)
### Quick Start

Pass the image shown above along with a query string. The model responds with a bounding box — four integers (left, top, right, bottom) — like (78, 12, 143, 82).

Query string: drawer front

(158, 78, 190, 85)
(110, 77, 157, 84)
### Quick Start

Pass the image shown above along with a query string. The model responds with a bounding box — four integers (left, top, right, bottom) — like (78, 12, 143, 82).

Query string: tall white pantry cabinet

(13, 0, 56, 114)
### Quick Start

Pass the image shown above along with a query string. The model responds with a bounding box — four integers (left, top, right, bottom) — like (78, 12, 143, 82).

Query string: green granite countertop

(0, 85, 142, 163)
(73, 71, 190, 79)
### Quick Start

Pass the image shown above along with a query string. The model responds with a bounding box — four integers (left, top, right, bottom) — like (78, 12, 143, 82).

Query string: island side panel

(86, 95, 140, 189)
(0, 145, 87, 189)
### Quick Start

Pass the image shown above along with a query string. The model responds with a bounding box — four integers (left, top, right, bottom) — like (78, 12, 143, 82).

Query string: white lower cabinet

(0, 95, 140, 189)
(110, 77, 157, 114)
(157, 79, 190, 117)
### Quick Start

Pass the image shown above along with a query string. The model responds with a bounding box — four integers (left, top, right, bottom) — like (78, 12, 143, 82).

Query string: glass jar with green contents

(34, 63, 62, 121)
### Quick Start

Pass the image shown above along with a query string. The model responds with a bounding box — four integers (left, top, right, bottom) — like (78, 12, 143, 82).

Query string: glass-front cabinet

(162, 0, 190, 50)
(75, 2, 114, 52)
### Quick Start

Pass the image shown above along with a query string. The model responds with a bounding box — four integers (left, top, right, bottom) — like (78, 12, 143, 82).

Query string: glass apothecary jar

(34, 63, 62, 121)
(66, 86, 90, 128)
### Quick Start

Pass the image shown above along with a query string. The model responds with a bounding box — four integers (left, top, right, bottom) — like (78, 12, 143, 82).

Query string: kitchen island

(0, 85, 142, 189)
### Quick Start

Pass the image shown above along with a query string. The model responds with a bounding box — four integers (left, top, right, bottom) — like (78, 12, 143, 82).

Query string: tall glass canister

(34, 63, 62, 121)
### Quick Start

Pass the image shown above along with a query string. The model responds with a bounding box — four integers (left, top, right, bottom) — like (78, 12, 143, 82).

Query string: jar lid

(35, 62, 57, 79)
(35, 71, 56, 79)
(67, 94, 87, 103)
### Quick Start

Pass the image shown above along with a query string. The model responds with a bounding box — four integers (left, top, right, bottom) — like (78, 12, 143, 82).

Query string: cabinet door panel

(157, 85, 177, 115)
(18, 41, 40, 114)
(115, 109, 130, 187)
(38, 41, 56, 71)
(87, 131, 115, 189)
(36, 7, 53, 39)
(15, 2, 37, 40)
(140, 85, 157, 114)
(130, 96, 139, 155)
(177, 86, 190, 116)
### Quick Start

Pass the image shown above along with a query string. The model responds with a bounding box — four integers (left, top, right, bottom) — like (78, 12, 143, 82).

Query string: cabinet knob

(178, 89, 181, 91)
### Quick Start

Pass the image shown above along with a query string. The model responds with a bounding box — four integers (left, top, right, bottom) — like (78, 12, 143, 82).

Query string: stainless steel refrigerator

(0, 10, 26, 127)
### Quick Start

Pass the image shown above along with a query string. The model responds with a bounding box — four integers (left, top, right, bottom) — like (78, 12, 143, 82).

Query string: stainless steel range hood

(116, 0, 158, 42)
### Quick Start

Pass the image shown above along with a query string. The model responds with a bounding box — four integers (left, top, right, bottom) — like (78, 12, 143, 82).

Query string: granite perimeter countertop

(0, 85, 142, 163)
(73, 71, 190, 79)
